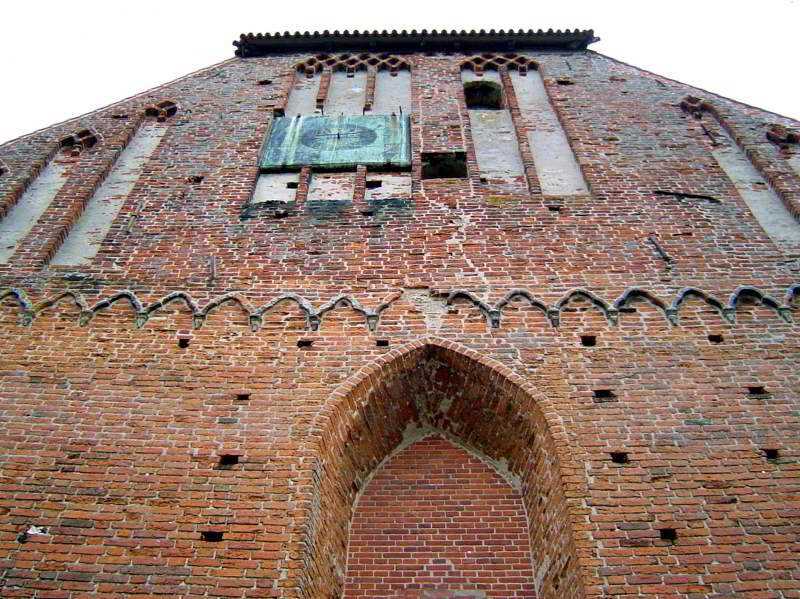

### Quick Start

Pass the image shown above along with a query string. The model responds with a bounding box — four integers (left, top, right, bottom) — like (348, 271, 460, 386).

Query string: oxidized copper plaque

(260, 115, 411, 171)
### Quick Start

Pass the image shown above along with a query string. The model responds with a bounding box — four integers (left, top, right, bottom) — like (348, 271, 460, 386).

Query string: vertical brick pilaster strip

(274, 70, 295, 116)
(353, 165, 367, 211)
(500, 66, 541, 196)
(296, 166, 312, 205)
(364, 68, 376, 113)
(408, 66, 422, 194)
(316, 69, 332, 112)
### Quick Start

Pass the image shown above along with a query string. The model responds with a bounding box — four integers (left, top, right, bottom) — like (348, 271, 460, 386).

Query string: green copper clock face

(260, 115, 411, 171)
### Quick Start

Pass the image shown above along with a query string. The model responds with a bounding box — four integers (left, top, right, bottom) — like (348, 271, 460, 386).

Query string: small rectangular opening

(286, 181, 299, 189)
(177, 337, 190, 349)
(366, 180, 382, 189)
(75, 129, 98, 148)
(376, 339, 389, 347)
(217, 454, 239, 469)
(235, 393, 251, 402)
(747, 386, 769, 397)
(464, 80, 503, 109)
(659, 528, 677, 542)
(422, 152, 468, 179)
(201, 530, 224, 542)
(580, 335, 596, 347)
(707, 334, 724, 344)
(297, 339, 313, 348)
(593, 389, 617, 402)
(610, 451, 629, 464)
(762, 448, 779, 460)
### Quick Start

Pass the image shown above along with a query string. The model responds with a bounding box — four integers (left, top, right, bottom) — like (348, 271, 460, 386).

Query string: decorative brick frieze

(294, 52, 410, 76)
(1, 283, 796, 330)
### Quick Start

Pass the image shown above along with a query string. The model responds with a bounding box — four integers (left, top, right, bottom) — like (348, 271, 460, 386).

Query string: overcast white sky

(1, 0, 798, 145)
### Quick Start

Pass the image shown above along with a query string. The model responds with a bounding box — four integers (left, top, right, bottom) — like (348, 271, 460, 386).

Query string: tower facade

(0, 29, 798, 598)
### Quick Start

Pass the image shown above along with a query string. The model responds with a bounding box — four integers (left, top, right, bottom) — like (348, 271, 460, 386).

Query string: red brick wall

(343, 435, 536, 598)
(0, 45, 799, 599)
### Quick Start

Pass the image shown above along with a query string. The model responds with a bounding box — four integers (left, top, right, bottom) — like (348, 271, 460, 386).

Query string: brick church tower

(0, 29, 798, 598)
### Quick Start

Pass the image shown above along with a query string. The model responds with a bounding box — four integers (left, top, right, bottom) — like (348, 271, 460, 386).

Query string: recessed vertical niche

(285, 55, 411, 118)
(0, 150, 72, 263)
(702, 110, 800, 248)
(326, 68, 368, 116)
(509, 68, 589, 196)
(372, 68, 411, 115)
(51, 121, 169, 265)
(461, 68, 526, 192)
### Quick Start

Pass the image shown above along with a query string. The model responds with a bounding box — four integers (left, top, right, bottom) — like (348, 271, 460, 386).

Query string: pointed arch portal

(300, 339, 587, 598)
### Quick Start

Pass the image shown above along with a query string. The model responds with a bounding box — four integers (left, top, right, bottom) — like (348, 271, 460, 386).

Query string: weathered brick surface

(343, 436, 536, 597)
(0, 45, 799, 598)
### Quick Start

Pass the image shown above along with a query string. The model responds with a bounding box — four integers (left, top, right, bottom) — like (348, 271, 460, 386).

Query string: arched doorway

(301, 339, 587, 598)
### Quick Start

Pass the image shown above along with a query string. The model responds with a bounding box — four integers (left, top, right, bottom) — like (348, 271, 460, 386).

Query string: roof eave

(233, 29, 598, 57)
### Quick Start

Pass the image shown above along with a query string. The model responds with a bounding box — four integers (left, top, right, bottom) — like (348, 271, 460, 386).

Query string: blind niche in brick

(510, 69, 589, 196)
(0, 154, 71, 263)
(461, 69, 526, 194)
(51, 122, 167, 266)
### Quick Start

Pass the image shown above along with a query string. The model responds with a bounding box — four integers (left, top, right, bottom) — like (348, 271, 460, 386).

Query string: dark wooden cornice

(234, 29, 598, 57)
